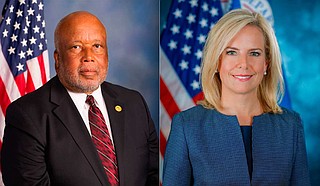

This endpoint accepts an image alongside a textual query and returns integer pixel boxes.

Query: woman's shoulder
[266,107,303,131]
[172,105,220,125]
[175,105,212,117]
[272,107,301,123]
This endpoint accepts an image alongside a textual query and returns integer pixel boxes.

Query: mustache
[78,65,99,72]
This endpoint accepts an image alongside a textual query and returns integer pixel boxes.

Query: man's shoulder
[12,78,53,103]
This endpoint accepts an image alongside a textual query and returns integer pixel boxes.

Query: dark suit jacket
[163,105,310,186]
[1,76,159,186]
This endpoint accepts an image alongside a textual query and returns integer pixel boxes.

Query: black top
[240,126,253,180]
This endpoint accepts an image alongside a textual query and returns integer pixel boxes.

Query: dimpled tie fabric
[86,95,119,186]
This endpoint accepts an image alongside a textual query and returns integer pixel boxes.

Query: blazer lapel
[101,83,126,185]
[49,77,109,186]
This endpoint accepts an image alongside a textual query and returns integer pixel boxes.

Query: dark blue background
[160,0,320,184]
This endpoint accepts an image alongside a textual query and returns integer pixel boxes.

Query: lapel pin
[115,105,122,112]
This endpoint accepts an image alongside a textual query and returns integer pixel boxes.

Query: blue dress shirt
[163,105,310,186]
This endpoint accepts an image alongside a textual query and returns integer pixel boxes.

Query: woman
[163,9,310,185]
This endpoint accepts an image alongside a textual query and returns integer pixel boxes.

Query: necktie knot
[86,95,95,107]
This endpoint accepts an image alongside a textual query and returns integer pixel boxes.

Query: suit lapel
[101,83,126,185]
[49,77,109,186]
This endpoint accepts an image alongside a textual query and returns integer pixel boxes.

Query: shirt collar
[67,86,104,108]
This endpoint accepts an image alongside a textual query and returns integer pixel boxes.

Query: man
[1,11,159,186]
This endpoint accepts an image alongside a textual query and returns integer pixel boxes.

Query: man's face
[54,14,108,94]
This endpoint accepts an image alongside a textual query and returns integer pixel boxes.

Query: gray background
[0,0,160,130]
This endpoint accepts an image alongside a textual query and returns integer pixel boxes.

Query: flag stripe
[192,91,204,104]
[27,56,44,90]
[160,77,180,119]
[26,68,36,93]
[0,46,21,102]
[14,74,26,96]
[159,102,172,141]
[43,51,50,83]
[37,52,48,84]
[0,0,50,183]
[0,78,11,117]
[160,48,194,110]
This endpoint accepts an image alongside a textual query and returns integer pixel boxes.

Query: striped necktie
[86,95,119,186]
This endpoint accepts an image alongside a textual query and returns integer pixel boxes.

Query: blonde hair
[198,9,283,113]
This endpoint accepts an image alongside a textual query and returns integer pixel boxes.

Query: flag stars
[26,17,31,27]
[186,13,196,24]
[181,44,191,55]
[9,5,14,13]
[19,0,26,5]
[13,22,20,30]
[5,17,11,25]
[18,51,26,59]
[173,8,182,19]
[11,34,18,42]
[2,29,8,37]
[8,46,15,55]
[193,65,201,75]
[32,0,37,4]
[38,43,43,50]
[16,63,24,71]
[168,40,177,50]
[36,14,42,21]
[23,26,28,34]
[189,0,198,8]
[38,2,44,10]
[184,29,193,39]
[210,23,215,29]
[197,34,206,44]
[26,48,33,56]
[210,7,219,17]
[27,7,35,16]
[33,25,40,33]
[170,24,180,35]
[21,39,28,47]
[202,2,209,11]
[40,31,45,39]
[29,36,37,44]
[190,80,200,90]
[199,18,208,28]
[179,60,189,70]
[16,9,23,17]
[42,20,46,27]
[195,49,202,60]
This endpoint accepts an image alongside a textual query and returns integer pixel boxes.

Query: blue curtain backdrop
[160,0,320,184]
[0,0,159,131]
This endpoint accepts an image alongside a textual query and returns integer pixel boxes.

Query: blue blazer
[163,105,310,186]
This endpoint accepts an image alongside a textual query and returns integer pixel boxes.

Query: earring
[264,71,267,75]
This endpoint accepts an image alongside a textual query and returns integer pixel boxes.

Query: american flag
[160,0,291,182]
[0,0,50,183]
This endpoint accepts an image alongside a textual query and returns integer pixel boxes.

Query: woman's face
[219,25,268,97]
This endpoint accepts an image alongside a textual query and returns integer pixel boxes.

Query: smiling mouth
[233,75,253,81]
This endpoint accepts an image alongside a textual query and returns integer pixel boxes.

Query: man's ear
[54,50,59,70]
